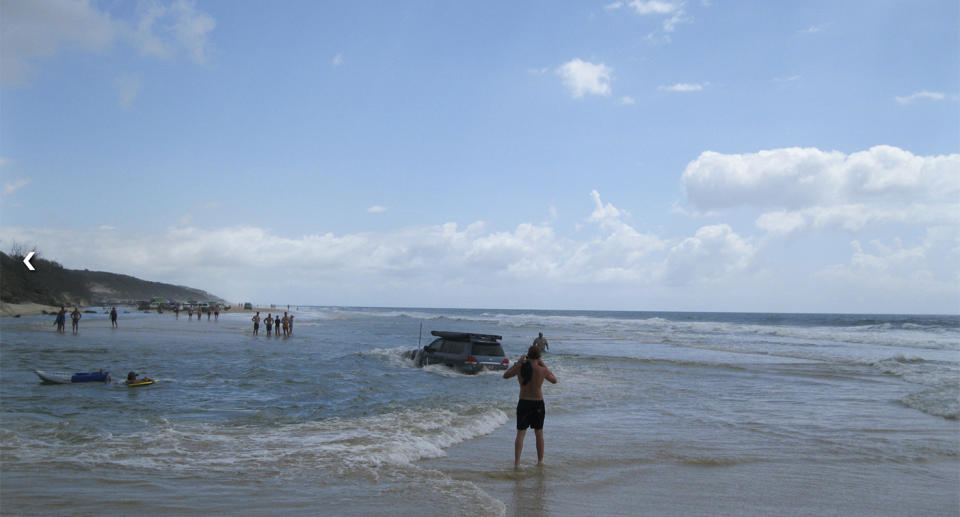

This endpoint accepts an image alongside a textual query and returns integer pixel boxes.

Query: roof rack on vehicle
[430,330,503,342]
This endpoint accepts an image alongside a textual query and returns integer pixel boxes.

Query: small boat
[35,370,110,384]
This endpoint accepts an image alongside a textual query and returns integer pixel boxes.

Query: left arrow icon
[23,251,35,271]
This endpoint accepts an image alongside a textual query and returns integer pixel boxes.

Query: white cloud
[1,0,215,85]
[332,54,343,66]
[894,90,948,105]
[664,224,755,285]
[0,0,116,84]
[658,82,704,92]
[628,0,682,15]
[683,145,960,211]
[772,74,801,83]
[813,229,959,310]
[556,58,612,98]
[683,146,960,244]
[3,178,31,196]
[115,73,141,108]
[755,211,807,235]
[367,205,389,214]
[130,0,216,63]
[604,2,624,10]
[619,95,637,105]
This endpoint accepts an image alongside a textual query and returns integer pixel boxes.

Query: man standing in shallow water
[503,345,557,469]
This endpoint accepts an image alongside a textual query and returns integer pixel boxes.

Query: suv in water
[409,331,510,374]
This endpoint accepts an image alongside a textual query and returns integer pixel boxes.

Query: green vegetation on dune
[0,251,225,306]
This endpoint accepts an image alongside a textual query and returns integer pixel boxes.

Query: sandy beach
[0,302,61,318]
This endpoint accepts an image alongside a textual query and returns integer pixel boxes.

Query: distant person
[533,332,549,352]
[55,307,66,333]
[265,313,273,336]
[71,307,82,334]
[188,307,193,320]
[288,314,294,335]
[214,306,220,321]
[252,312,261,335]
[281,312,290,337]
[126,371,153,385]
[110,307,118,328]
[207,308,211,320]
[274,315,281,337]
[174,306,180,319]
[503,345,557,469]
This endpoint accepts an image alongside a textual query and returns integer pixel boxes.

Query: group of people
[173,305,221,320]
[251,311,294,337]
[54,306,120,333]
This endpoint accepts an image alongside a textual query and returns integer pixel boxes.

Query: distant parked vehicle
[405,331,510,374]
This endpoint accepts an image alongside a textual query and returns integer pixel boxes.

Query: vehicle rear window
[441,340,465,354]
[470,343,504,356]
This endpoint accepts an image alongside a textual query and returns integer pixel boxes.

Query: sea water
[1,308,957,516]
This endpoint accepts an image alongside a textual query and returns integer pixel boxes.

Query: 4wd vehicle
[406,331,510,374]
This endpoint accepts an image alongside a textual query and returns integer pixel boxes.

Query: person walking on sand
[252,312,261,335]
[265,313,273,336]
[533,332,549,352]
[110,307,118,328]
[503,345,557,469]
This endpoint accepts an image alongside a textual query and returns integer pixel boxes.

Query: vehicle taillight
[465,356,478,364]
[501,358,510,365]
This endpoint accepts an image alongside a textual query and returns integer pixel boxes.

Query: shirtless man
[503,345,557,468]
[532,332,549,352]
[71,307,82,334]
[252,312,261,335]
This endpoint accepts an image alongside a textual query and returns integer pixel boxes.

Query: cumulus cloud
[556,58,612,98]
[664,224,755,285]
[813,228,959,309]
[0,191,759,305]
[682,146,960,230]
[1,0,215,85]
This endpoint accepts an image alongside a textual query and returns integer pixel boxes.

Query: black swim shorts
[516,399,545,430]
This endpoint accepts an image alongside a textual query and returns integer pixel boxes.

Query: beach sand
[0,302,61,318]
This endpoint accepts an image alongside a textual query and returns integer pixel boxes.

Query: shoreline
[0,302,294,318]
[0,302,62,318]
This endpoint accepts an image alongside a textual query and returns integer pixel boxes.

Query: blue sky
[1,0,957,313]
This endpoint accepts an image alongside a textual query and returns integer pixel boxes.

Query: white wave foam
[9,405,509,477]
[901,388,960,420]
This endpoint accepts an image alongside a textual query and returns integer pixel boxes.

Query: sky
[1,0,958,314]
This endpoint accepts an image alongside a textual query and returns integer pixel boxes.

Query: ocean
[1,307,957,516]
